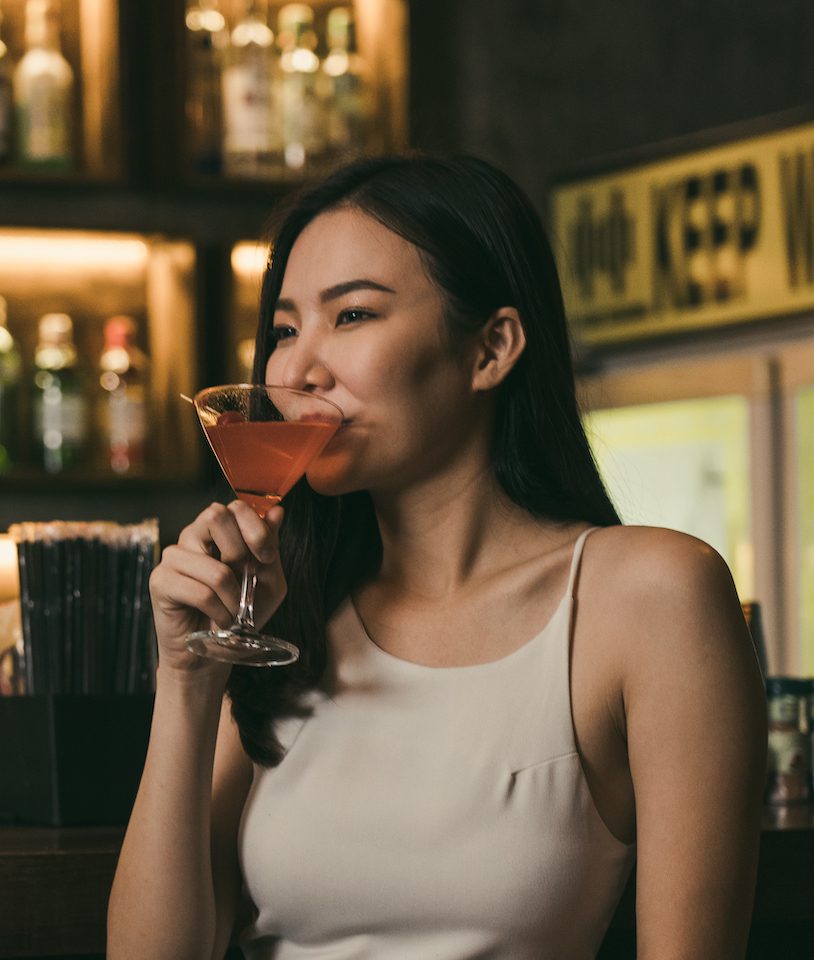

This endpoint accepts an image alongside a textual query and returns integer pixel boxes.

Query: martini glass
[187,384,343,666]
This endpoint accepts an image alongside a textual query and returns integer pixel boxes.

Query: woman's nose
[268,332,334,392]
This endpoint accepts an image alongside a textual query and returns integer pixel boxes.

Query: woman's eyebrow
[320,279,396,302]
[275,279,396,314]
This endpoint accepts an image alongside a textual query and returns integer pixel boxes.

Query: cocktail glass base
[185,626,299,667]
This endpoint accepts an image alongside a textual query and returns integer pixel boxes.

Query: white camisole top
[238,527,635,959]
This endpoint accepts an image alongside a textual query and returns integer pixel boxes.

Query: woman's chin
[305,462,362,498]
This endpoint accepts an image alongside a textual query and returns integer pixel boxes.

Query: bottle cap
[25,0,60,47]
[38,313,74,345]
[326,6,353,48]
[278,2,315,27]
[278,3,316,48]
[104,315,137,348]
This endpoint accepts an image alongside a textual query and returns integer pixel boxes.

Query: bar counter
[0,807,812,958]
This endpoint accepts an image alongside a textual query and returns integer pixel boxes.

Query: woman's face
[265,206,485,497]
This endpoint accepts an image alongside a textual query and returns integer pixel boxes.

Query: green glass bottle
[32,312,88,473]
[277,3,324,172]
[322,6,373,160]
[13,0,74,171]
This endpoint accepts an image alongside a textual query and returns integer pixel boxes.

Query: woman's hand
[149,501,287,677]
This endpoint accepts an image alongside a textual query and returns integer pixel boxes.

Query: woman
[108,155,767,959]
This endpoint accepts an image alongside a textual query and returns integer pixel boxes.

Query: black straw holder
[0,693,153,826]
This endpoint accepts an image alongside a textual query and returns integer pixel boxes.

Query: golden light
[231,242,270,279]
[0,231,149,273]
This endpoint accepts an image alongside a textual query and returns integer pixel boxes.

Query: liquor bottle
[32,313,88,473]
[0,4,12,163]
[13,0,74,170]
[98,315,148,475]
[322,6,373,160]
[185,0,227,175]
[0,296,21,472]
[277,3,324,172]
[221,0,280,178]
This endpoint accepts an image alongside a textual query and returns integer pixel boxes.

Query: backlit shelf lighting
[0,231,149,275]
[231,241,269,281]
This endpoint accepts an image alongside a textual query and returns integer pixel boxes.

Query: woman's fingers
[159,545,242,617]
[152,568,235,630]
[178,502,246,564]
[227,500,283,564]
[177,501,282,568]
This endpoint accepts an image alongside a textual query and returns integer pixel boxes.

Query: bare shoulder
[587,524,731,593]
[580,524,753,670]
[586,524,740,616]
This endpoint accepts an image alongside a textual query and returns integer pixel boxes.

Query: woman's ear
[471,307,527,391]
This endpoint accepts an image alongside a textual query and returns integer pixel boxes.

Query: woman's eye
[337,308,373,326]
[270,325,297,343]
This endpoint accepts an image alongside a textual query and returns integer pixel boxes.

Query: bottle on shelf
[32,312,88,474]
[277,3,324,172]
[0,296,21,472]
[0,3,12,163]
[221,0,281,179]
[98,315,148,476]
[766,677,810,805]
[185,0,228,175]
[322,6,373,161]
[12,0,75,171]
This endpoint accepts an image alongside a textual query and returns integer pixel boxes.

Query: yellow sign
[551,120,814,343]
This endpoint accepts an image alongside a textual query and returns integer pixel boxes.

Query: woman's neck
[370,460,546,601]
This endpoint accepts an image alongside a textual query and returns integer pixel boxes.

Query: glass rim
[193,383,344,418]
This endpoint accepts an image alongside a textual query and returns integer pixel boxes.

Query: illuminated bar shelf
[0,229,200,483]
[0,0,123,183]
[179,0,408,185]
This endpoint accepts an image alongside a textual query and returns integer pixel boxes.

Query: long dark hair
[227,154,620,765]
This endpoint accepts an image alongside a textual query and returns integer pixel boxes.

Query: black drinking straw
[127,543,142,693]
[72,537,85,694]
[116,541,135,694]
[81,534,95,692]
[16,538,34,695]
[109,539,121,693]
[31,537,47,694]
[129,541,153,693]
[62,538,75,694]
[75,537,84,694]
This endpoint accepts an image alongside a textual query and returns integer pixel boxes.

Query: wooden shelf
[0,180,290,243]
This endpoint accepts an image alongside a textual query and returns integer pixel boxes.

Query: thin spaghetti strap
[565,527,600,598]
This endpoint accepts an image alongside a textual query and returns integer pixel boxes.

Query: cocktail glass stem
[235,559,258,630]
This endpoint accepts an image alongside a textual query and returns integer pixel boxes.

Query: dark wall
[411,0,814,213]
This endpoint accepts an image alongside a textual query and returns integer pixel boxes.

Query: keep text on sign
[552,121,814,343]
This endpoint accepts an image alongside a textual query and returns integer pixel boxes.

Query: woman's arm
[108,501,286,960]
[617,531,767,959]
